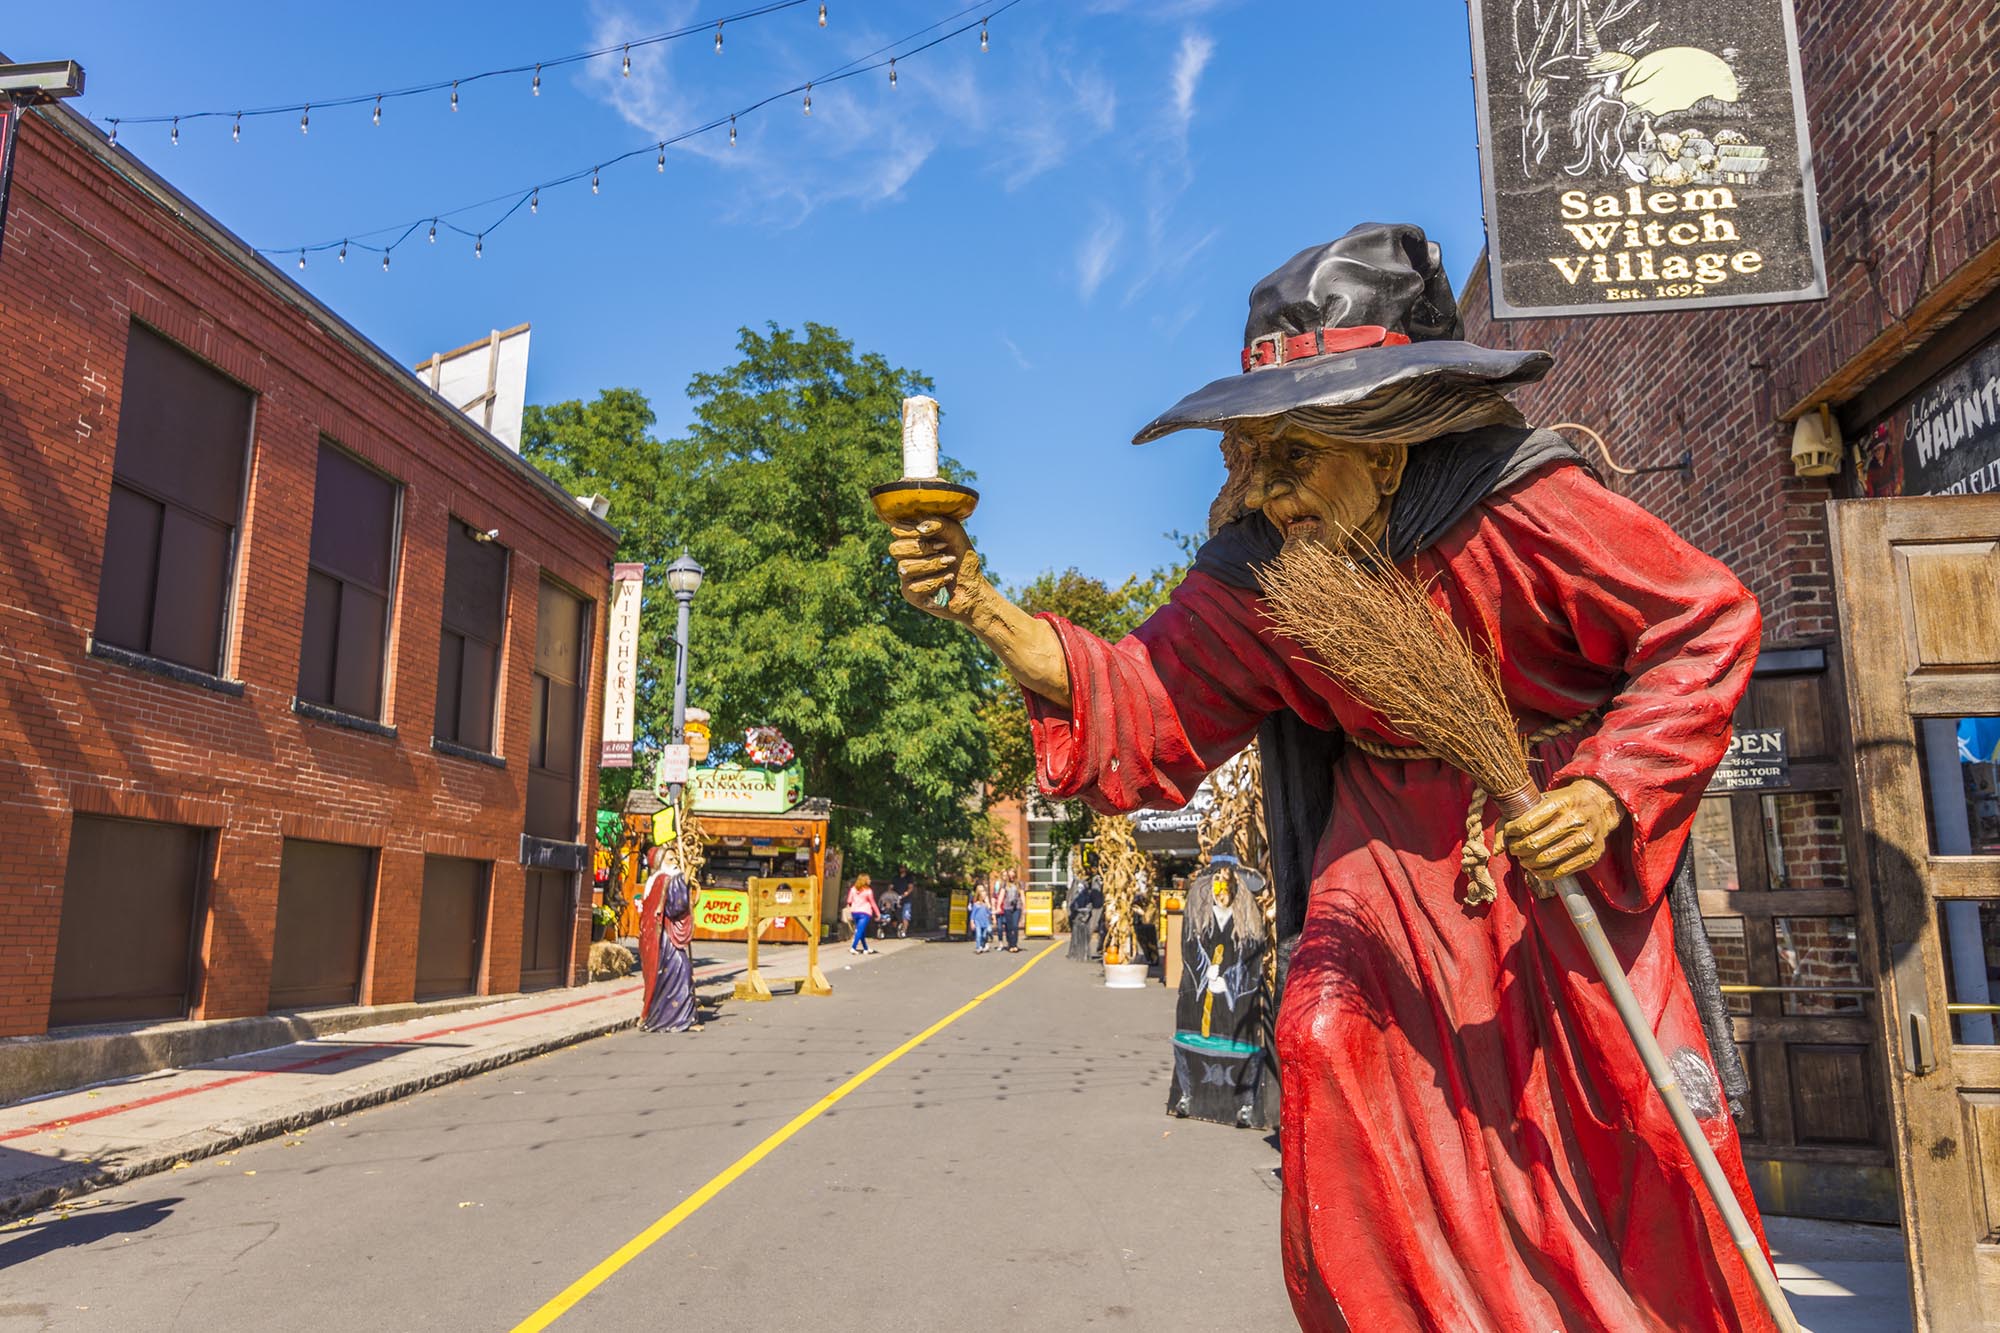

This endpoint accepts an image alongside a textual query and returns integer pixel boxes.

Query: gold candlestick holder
[868,477,979,525]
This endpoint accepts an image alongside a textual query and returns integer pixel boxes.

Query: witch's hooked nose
[1245,455,1289,510]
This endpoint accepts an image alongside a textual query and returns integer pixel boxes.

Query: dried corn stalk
[1090,812,1145,965]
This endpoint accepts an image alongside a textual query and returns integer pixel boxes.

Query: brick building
[0,98,617,1041]
[1459,0,1999,1231]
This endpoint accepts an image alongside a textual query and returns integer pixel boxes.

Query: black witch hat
[1132,223,1551,444]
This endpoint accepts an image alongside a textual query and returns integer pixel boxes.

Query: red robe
[1026,463,1773,1332]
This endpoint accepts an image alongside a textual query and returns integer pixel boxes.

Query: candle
[901,396,940,480]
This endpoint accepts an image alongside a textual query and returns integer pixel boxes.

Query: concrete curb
[0,963,749,1222]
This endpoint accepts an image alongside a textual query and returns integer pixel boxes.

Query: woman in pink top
[846,874,879,955]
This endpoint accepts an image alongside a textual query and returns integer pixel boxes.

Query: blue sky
[13,1,1491,589]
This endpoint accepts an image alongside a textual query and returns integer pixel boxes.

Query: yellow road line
[511,939,1065,1331]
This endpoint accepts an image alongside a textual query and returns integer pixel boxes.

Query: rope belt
[1346,709,1602,906]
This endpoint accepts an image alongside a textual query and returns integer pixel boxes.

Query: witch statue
[1168,840,1274,1130]
[638,844,696,1033]
[887,223,1773,1331]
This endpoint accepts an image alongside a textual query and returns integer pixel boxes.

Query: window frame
[432,520,511,756]
[296,438,405,723]
[93,321,257,679]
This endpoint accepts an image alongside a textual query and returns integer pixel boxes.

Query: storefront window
[1939,901,2000,1045]
[1773,916,1864,1016]
[1918,718,2000,855]
[1689,797,1739,893]
[1759,791,1849,889]
[1702,915,1751,1017]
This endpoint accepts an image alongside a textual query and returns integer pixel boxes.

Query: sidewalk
[0,937,895,1221]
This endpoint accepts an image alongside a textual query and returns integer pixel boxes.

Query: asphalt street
[0,940,1292,1331]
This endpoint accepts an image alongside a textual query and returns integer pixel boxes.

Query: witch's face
[1232,417,1407,547]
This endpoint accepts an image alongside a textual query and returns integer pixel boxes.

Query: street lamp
[665,550,704,804]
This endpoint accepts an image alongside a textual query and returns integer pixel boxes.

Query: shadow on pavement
[0,1196,181,1270]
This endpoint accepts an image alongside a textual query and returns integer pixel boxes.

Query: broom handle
[1492,789,1801,1333]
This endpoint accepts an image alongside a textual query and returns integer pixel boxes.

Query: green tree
[523,324,995,875]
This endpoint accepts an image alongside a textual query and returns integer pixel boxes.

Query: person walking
[996,872,1025,953]
[846,874,879,955]
[969,885,994,953]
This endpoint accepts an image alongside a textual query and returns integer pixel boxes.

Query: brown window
[269,840,376,1010]
[298,443,401,719]
[434,523,509,751]
[52,815,208,1026]
[94,323,253,675]
[526,578,590,841]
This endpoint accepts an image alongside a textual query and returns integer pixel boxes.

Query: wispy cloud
[1169,31,1214,137]
[999,333,1034,370]
[1077,211,1125,300]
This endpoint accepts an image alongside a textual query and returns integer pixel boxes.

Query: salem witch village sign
[1467,0,1827,317]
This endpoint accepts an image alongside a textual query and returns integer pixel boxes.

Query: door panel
[416,857,487,1001]
[269,840,374,1009]
[51,816,205,1026]
[1829,493,2000,1329]
[519,870,571,992]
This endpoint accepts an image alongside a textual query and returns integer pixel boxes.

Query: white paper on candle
[901,396,940,479]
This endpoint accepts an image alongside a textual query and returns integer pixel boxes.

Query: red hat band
[1241,324,1412,374]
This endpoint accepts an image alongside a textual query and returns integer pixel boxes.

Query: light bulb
[301,105,310,135]
[170,118,179,147]
[382,252,391,273]
[232,114,241,143]
[428,220,437,244]
[592,168,600,194]
[657,144,666,172]
[451,82,460,112]
[297,250,306,270]
[980,21,989,52]
[729,114,737,147]
[803,85,812,116]
[530,189,539,214]
[108,121,119,148]
[889,59,897,88]
[339,241,348,264]
[474,235,483,259]
[533,65,542,96]
[622,46,631,77]
[715,21,723,53]
[819,3,828,26]
[372,96,382,127]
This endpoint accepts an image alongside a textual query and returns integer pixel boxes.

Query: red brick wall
[0,111,617,1036]
[1461,0,2000,646]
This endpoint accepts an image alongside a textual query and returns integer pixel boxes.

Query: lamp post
[664,550,705,806]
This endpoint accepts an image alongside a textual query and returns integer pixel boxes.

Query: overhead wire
[94,0,820,136]
[266,2,1023,266]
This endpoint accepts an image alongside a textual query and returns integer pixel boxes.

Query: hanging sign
[600,563,643,767]
[1707,727,1789,792]
[657,743,692,787]
[1863,334,2000,498]
[1467,0,1826,318]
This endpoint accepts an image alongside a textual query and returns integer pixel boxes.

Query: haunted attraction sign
[1468,0,1827,318]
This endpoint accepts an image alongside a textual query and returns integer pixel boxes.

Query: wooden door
[519,869,571,992]
[1691,657,1895,1223]
[51,816,207,1026]
[1829,494,2000,1328]
[269,840,375,1010]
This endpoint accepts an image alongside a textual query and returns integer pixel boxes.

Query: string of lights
[97,0,824,146]
[267,1,1023,272]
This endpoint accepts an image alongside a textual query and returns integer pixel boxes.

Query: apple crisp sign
[1467,0,1826,317]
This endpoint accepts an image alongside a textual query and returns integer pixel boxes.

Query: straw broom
[1259,537,1800,1333]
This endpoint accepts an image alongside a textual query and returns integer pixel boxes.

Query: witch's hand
[889,518,990,624]
[1501,779,1624,895]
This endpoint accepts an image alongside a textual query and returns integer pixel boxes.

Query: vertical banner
[600,562,643,767]
[0,106,18,262]
[1467,0,1826,318]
